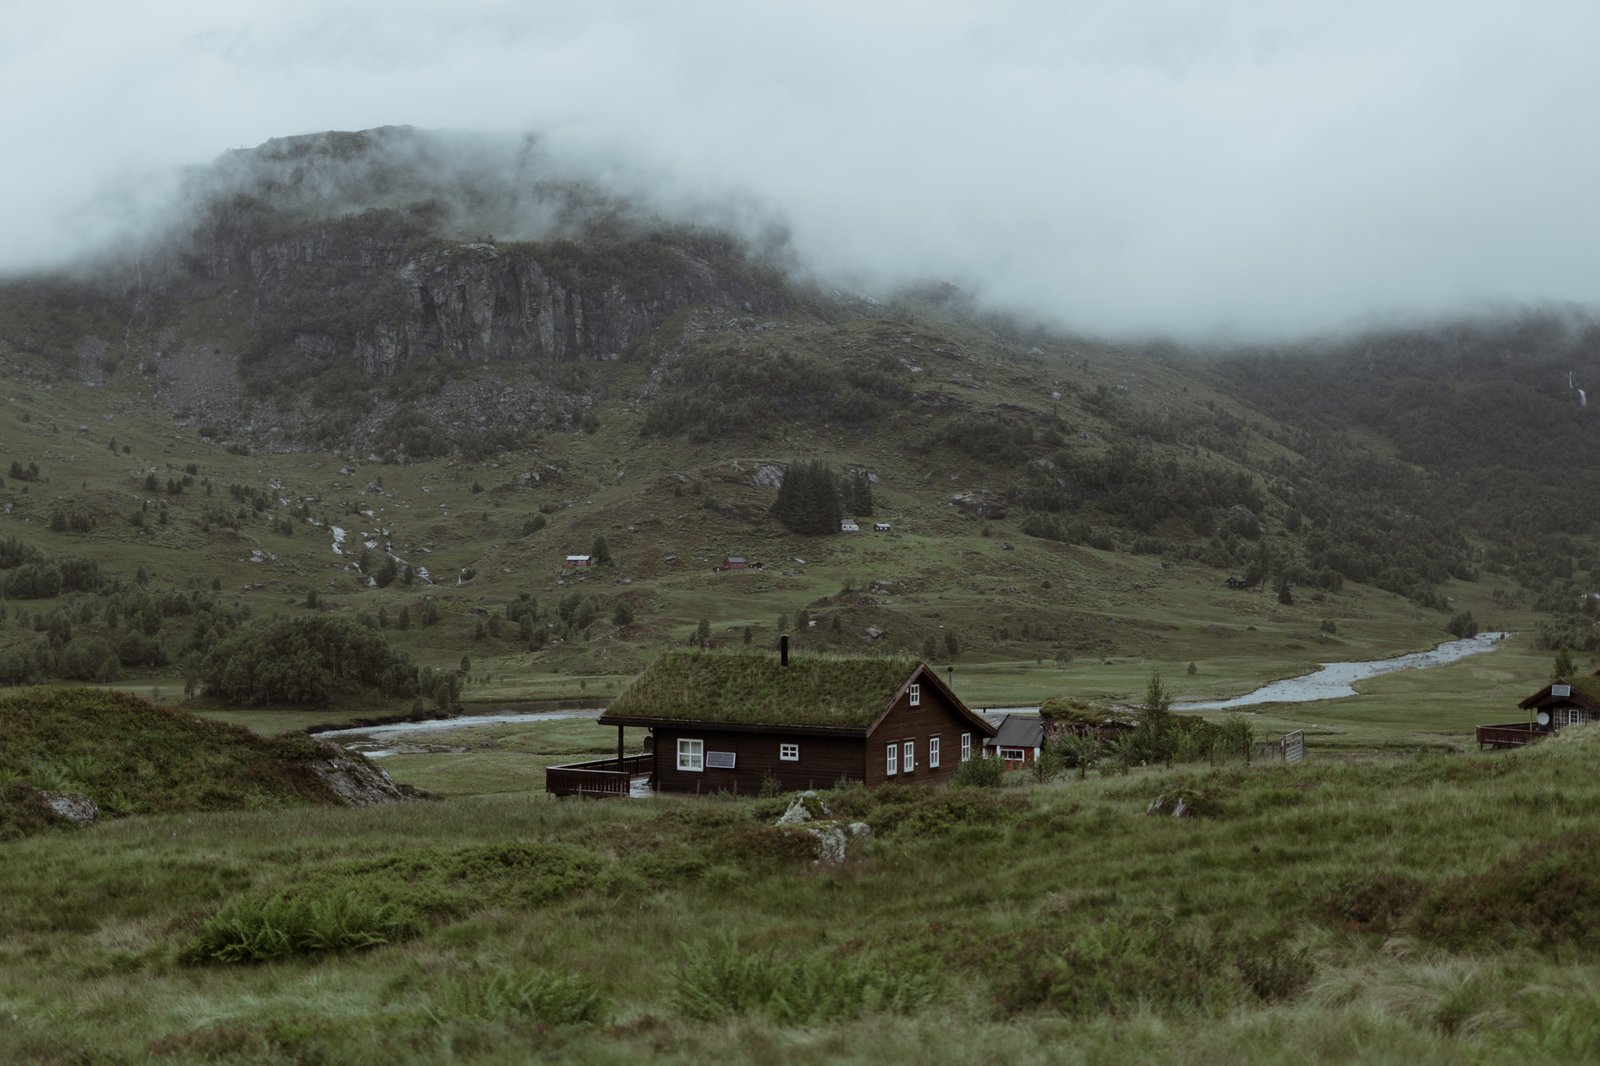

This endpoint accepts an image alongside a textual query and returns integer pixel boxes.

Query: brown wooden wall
[651,727,866,795]
[864,681,985,788]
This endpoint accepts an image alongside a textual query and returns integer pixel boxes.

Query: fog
[5,0,1598,339]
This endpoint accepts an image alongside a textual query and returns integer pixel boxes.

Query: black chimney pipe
[780,634,789,667]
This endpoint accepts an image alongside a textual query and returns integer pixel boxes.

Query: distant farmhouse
[840,519,860,533]
[563,554,591,568]
[873,522,892,532]
[988,714,1045,766]
[581,645,997,795]
[1477,674,1600,749]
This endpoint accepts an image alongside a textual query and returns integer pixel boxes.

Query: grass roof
[603,651,920,729]
[1520,675,1600,709]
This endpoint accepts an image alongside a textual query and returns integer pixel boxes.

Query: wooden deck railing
[545,753,652,797]
[1475,723,1545,750]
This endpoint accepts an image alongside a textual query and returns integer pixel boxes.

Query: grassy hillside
[0,687,359,839]
[5,722,1600,1061]
[0,303,1552,729]
[0,128,1592,728]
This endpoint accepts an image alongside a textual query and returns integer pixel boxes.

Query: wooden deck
[545,753,652,797]
[1475,722,1546,750]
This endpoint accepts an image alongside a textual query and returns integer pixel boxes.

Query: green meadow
[6,676,1600,1062]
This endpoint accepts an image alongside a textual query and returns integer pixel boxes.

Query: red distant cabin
[590,647,997,795]
[715,556,748,571]
[1477,675,1600,749]
[988,714,1045,766]
[563,554,592,568]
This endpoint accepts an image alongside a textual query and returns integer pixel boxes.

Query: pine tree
[771,460,843,535]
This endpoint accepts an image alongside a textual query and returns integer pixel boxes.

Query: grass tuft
[672,938,939,1023]
[431,966,608,1027]
[182,890,418,964]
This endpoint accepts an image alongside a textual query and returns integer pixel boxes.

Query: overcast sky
[5,0,1598,338]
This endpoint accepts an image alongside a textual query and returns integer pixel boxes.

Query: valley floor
[6,721,1600,1064]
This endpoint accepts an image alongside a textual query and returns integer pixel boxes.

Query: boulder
[39,791,98,826]
[773,791,871,865]
[1146,787,1221,819]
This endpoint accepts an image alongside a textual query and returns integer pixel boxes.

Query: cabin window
[960,733,972,762]
[909,683,921,707]
[903,740,916,772]
[929,735,941,768]
[886,743,898,776]
[999,747,1027,762]
[779,742,799,762]
[677,738,704,772]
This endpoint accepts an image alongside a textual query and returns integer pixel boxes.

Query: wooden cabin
[1476,675,1600,749]
[988,714,1045,766]
[563,554,592,568]
[589,645,997,795]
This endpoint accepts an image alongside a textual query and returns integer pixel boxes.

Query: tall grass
[8,732,1600,1061]
[672,938,940,1023]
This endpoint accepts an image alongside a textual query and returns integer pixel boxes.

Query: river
[314,631,1510,755]
[315,707,603,757]
[1173,631,1509,711]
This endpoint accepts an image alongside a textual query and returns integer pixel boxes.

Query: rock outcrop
[306,740,426,806]
[775,791,871,866]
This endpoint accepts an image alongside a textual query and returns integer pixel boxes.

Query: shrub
[996,918,1230,1017]
[1234,937,1316,1002]
[1314,872,1425,934]
[952,755,1004,788]
[828,781,1024,835]
[1411,832,1600,952]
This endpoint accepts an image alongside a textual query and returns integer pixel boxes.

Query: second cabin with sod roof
[599,642,997,794]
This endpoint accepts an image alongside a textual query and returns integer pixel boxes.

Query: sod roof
[601,651,921,730]
[1521,675,1600,710]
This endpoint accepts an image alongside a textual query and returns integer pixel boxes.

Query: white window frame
[779,742,799,762]
[929,735,941,768]
[999,747,1027,762]
[677,738,704,772]
[886,742,898,776]
[909,683,921,707]
[903,739,916,773]
[961,732,972,762]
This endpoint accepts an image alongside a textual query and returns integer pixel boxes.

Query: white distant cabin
[873,522,892,532]
[563,554,592,568]
[840,519,860,533]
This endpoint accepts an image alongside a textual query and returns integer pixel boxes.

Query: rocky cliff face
[165,128,794,379]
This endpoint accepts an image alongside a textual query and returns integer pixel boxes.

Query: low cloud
[5,0,1598,339]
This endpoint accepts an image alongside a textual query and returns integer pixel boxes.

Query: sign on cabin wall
[706,751,737,769]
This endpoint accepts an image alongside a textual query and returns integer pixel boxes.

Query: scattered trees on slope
[771,460,844,535]
[203,616,419,707]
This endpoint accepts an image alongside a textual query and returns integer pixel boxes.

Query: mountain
[0,127,1595,704]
